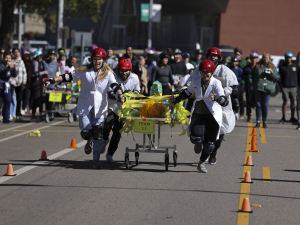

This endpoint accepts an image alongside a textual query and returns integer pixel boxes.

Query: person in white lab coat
[171,60,229,173]
[43,48,125,169]
[184,47,238,165]
[102,59,140,163]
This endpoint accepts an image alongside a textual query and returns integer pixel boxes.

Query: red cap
[118,59,132,70]
[91,48,106,60]
[206,47,222,59]
[199,59,215,72]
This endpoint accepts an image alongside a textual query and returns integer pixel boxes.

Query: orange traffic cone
[239,198,253,213]
[4,164,16,176]
[250,128,258,136]
[242,171,253,183]
[250,142,259,152]
[249,136,258,145]
[244,156,254,166]
[68,139,78,148]
[39,150,49,161]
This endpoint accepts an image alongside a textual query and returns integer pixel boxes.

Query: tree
[0,0,106,50]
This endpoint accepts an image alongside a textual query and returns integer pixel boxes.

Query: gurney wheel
[135,152,139,165]
[165,154,169,171]
[125,154,129,170]
[173,152,177,167]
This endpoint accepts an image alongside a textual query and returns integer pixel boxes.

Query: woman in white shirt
[43,48,124,169]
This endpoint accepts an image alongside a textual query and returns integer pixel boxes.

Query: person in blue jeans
[249,53,280,128]
[0,52,17,124]
[43,48,124,169]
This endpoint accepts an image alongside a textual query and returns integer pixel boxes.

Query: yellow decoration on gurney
[140,100,168,118]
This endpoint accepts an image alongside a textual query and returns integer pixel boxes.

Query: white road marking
[0,123,33,133]
[275,109,290,113]
[0,121,65,143]
[0,141,86,184]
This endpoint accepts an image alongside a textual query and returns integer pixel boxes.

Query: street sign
[141,4,162,23]
[141,4,149,22]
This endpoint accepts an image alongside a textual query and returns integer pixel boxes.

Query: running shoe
[235,113,239,120]
[289,118,298,123]
[84,138,93,155]
[247,116,251,122]
[263,123,267,128]
[256,122,260,127]
[279,117,286,122]
[194,143,202,154]
[106,154,114,163]
[197,162,207,173]
[296,125,300,130]
[101,138,109,154]
[239,115,245,120]
[208,153,217,164]
[93,160,102,169]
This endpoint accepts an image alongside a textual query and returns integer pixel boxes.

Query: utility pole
[56,0,64,49]
[18,6,22,49]
[147,0,153,48]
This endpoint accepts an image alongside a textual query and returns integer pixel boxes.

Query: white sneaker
[101,139,109,154]
[235,113,239,120]
[106,154,114,163]
[10,115,13,120]
[21,110,25,115]
[0,116,3,121]
[197,162,208,173]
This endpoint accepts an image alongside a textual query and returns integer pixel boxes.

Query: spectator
[21,52,31,114]
[58,53,67,75]
[243,52,259,122]
[164,48,174,64]
[0,52,17,124]
[231,57,244,119]
[190,49,203,68]
[42,45,48,60]
[11,48,27,117]
[152,52,174,95]
[21,40,29,56]
[169,48,188,92]
[234,47,247,69]
[145,49,157,91]
[123,46,141,76]
[106,47,118,70]
[182,52,195,74]
[0,48,5,61]
[249,53,280,128]
[139,56,148,95]
[279,52,298,123]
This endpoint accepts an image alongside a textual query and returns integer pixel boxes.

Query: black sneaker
[84,138,93,154]
[256,122,260,127]
[296,125,300,130]
[289,118,297,123]
[263,123,267,128]
[279,117,286,122]
[194,144,202,154]
[247,116,251,122]
[93,160,102,169]
[208,154,217,164]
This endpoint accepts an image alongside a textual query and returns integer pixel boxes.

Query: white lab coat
[186,65,238,134]
[108,71,140,115]
[186,76,225,139]
[71,68,117,118]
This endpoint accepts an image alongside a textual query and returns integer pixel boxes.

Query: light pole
[56,0,64,49]
[147,0,153,48]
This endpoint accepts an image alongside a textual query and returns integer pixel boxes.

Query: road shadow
[283,169,300,172]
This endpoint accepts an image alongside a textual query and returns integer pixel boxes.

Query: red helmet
[199,60,215,72]
[91,48,106,60]
[206,47,222,59]
[118,59,132,70]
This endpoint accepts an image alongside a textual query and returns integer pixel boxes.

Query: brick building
[219,0,300,56]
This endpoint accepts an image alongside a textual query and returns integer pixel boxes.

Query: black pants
[15,84,24,115]
[190,113,219,162]
[245,89,255,117]
[162,85,171,95]
[102,112,124,156]
[30,80,41,114]
[22,86,31,110]
[211,133,225,156]
[238,84,245,116]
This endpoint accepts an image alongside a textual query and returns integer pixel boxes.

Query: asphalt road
[0,95,299,225]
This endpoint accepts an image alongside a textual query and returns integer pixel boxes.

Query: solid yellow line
[259,123,267,144]
[262,167,271,182]
[237,122,253,225]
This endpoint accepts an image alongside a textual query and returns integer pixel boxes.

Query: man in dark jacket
[190,49,203,68]
[243,52,259,121]
[123,46,142,76]
[234,47,247,69]
[169,48,188,92]
[279,52,298,122]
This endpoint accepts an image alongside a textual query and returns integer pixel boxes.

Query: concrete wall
[219,0,300,57]
[24,13,46,34]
